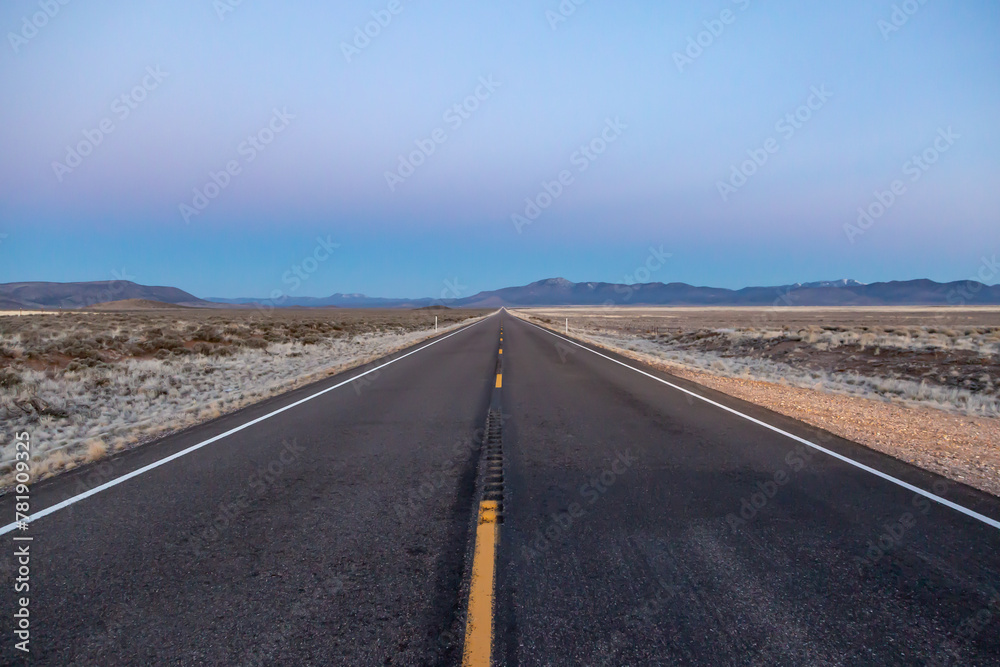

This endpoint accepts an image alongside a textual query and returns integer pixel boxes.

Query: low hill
[0,281,215,310]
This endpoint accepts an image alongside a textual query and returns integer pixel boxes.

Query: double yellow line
[462,323,504,666]
[462,500,500,665]
[497,326,503,385]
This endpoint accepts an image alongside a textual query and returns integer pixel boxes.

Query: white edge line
[518,314,1000,531]
[0,315,494,536]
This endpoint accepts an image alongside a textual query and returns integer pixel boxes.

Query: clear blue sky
[1,0,998,298]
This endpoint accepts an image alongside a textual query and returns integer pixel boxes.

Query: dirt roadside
[514,311,1000,497]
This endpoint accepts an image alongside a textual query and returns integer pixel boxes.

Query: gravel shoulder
[513,309,1000,497]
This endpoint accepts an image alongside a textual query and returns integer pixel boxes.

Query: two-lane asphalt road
[3,310,999,665]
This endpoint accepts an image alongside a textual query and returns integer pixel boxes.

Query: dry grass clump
[520,308,1000,419]
[517,307,1000,494]
[85,438,108,462]
[0,308,488,489]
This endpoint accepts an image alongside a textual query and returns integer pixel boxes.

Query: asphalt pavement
[2,310,999,665]
[497,313,1000,666]
[1,316,500,666]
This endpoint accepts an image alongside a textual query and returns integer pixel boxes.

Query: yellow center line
[495,374,502,388]
[462,501,499,667]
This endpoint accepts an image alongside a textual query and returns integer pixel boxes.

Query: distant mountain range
[2,277,998,310]
[430,277,1000,308]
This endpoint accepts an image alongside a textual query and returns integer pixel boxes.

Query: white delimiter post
[435,316,438,332]
[565,318,568,334]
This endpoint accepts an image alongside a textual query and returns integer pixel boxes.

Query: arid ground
[515,307,1000,496]
[0,307,489,488]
